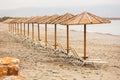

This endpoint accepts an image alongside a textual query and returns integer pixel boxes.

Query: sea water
[32,20,120,36]
[57,20,120,36]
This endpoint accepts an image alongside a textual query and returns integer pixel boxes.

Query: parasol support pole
[23,23,25,37]
[17,23,19,35]
[66,25,70,54]
[20,23,22,35]
[13,23,14,34]
[54,24,57,49]
[12,24,13,33]
[28,23,29,37]
[15,23,16,34]
[11,23,13,33]
[45,24,47,46]
[38,23,41,41]
[83,24,88,60]
[8,24,10,32]
[32,23,34,41]
[10,24,12,33]
[9,24,10,32]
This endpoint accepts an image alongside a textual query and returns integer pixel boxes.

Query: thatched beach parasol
[3,19,14,32]
[28,16,41,41]
[49,13,74,49]
[37,15,59,46]
[23,17,34,38]
[61,12,111,59]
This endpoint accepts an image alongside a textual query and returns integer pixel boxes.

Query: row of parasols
[4,12,111,60]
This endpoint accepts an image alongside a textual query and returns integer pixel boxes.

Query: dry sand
[0,22,120,80]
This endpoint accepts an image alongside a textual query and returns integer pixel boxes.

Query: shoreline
[70,29,120,36]
[49,27,120,37]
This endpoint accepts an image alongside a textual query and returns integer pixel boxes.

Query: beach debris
[0,66,7,76]
[0,57,25,79]
[0,57,20,76]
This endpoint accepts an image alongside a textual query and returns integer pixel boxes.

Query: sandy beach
[0,22,120,80]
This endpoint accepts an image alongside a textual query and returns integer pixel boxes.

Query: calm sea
[33,20,120,36]
[57,20,120,36]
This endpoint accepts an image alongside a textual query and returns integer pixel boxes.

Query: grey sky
[0,0,120,17]
[0,0,120,9]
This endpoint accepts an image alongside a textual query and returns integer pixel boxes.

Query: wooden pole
[9,24,10,32]
[10,23,12,32]
[13,23,14,34]
[11,23,13,33]
[12,23,14,34]
[17,23,19,34]
[45,24,47,46]
[20,23,22,35]
[38,23,40,41]
[8,24,10,32]
[17,23,19,35]
[10,24,12,33]
[66,25,69,53]
[14,23,16,34]
[15,23,16,34]
[11,24,12,33]
[84,24,87,60]
[8,24,9,32]
[19,23,21,35]
[54,24,57,49]
[27,23,29,37]
[32,23,34,41]
[24,23,25,37]
[9,24,11,32]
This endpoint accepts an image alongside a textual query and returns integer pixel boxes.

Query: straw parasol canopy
[8,18,20,24]
[61,12,110,25]
[15,18,22,23]
[50,13,74,24]
[3,19,14,24]
[36,16,49,24]
[23,17,35,23]
[20,18,28,23]
[28,16,41,23]
[3,19,15,32]
[61,12,111,59]
[38,15,59,24]
[6,18,20,33]
[13,18,23,23]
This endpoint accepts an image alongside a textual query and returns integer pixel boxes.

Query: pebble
[74,69,78,71]
[73,78,77,80]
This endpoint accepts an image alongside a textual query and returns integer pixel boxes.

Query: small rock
[83,76,86,78]
[96,72,99,75]
[73,78,77,80]
[59,64,63,67]
[47,69,52,72]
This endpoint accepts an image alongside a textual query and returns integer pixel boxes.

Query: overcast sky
[0,0,119,9]
[0,0,120,17]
